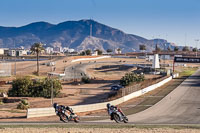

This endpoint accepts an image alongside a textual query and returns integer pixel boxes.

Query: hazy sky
[0,0,200,48]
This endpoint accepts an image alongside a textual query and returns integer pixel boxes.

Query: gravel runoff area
[0,127,200,133]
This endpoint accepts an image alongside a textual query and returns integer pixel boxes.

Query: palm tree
[167,46,171,51]
[139,44,146,58]
[139,45,146,51]
[192,47,198,52]
[155,44,161,52]
[182,46,189,51]
[174,46,179,52]
[31,42,44,75]
[106,49,113,53]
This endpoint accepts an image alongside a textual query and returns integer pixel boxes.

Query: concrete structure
[8,49,27,56]
[45,47,54,54]
[160,55,171,60]
[0,49,4,55]
[152,54,160,69]
[92,51,98,56]
[63,47,75,53]
[115,48,122,54]
[71,56,111,63]
[0,63,11,77]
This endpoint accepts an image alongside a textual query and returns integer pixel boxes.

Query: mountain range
[0,19,176,52]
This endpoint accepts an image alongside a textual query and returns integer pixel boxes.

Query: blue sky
[0,0,200,48]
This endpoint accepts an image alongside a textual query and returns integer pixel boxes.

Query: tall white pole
[195,39,199,57]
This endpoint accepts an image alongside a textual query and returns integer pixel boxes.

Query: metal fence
[118,76,169,97]
[0,62,11,77]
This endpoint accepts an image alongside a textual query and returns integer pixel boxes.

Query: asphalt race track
[126,69,200,124]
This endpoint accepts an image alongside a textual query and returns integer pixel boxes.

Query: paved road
[126,69,200,124]
[63,61,133,80]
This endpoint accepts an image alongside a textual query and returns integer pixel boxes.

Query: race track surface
[127,69,200,124]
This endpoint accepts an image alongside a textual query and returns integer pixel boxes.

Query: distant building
[63,47,75,53]
[115,48,122,54]
[92,51,98,56]
[45,47,54,54]
[54,46,62,53]
[68,48,75,53]
[8,48,27,56]
[0,48,4,55]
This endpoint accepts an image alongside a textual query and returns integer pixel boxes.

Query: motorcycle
[53,103,80,123]
[107,104,128,123]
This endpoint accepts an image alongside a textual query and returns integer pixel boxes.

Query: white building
[45,47,54,54]
[8,49,27,56]
[92,51,98,56]
[68,48,75,53]
[54,46,62,53]
[115,48,122,54]
[0,49,4,55]
[63,47,75,53]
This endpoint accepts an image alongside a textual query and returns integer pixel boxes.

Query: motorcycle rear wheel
[113,114,120,123]
[60,114,69,123]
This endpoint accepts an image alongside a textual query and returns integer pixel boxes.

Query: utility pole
[195,39,199,57]
[164,44,166,69]
[14,40,16,75]
[50,51,53,105]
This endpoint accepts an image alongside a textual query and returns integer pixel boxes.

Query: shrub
[17,99,30,110]
[8,77,62,98]
[41,78,62,98]
[8,77,33,97]
[120,73,145,87]
[81,76,90,83]
[0,99,3,105]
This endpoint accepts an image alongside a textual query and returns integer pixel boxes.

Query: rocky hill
[0,19,175,52]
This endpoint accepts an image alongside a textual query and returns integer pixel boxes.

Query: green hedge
[8,77,62,98]
[120,73,145,87]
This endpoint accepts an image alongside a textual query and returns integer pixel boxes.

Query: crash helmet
[65,106,70,110]
[107,103,111,108]
[53,103,58,108]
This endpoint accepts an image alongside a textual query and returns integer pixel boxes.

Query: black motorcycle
[107,104,128,123]
[53,103,80,123]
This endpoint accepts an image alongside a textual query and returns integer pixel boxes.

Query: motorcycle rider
[53,103,80,123]
[107,103,118,120]
[53,103,73,117]
[65,106,75,115]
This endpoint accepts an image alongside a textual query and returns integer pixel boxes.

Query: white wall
[71,56,111,63]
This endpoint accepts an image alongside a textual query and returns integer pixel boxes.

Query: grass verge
[0,109,25,113]
[1,124,200,129]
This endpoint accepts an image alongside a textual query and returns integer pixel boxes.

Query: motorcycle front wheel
[113,113,120,123]
[74,116,80,123]
[123,116,128,123]
[60,114,69,123]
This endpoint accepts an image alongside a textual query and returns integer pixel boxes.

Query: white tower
[152,54,160,69]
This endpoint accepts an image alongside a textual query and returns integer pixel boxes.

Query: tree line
[139,44,198,52]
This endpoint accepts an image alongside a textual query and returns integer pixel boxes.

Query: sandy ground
[0,127,199,133]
